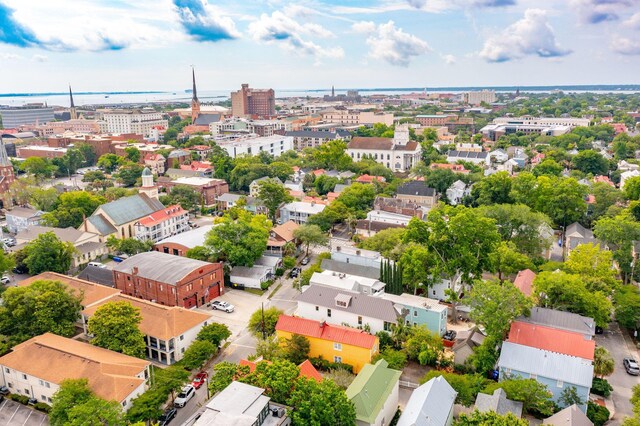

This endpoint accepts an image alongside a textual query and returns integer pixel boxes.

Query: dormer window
[335,294,352,308]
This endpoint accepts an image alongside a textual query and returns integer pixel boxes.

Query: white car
[211,300,235,313]
[0,276,9,285]
[174,385,196,408]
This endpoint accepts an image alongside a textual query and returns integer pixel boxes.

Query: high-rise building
[464,90,496,106]
[231,84,275,118]
[103,109,168,136]
[0,105,54,129]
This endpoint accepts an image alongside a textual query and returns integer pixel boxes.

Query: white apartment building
[133,204,190,243]
[217,134,294,158]
[209,118,291,136]
[321,109,394,126]
[103,109,168,136]
[279,201,326,224]
[465,90,496,106]
[492,116,591,127]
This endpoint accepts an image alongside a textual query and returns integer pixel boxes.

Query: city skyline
[1,0,639,93]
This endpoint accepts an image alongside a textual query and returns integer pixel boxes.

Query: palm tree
[282,241,296,257]
[594,346,615,378]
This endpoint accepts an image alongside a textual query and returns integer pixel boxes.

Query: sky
[0,0,639,93]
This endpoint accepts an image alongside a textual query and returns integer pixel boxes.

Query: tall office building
[231,84,275,118]
[0,105,54,129]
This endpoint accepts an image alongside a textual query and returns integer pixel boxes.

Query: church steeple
[191,67,200,122]
[68,84,77,120]
[331,85,335,97]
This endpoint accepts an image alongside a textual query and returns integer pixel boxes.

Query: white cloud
[623,12,640,30]
[570,0,634,24]
[443,54,456,64]
[1,53,23,60]
[479,9,571,62]
[31,54,47,62]
[611,36,640,55]
[352,20,430,66]
[248,10,343,59]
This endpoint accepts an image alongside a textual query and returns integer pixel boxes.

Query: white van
[87,262,106,269]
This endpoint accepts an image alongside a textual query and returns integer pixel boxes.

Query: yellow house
[275,314,379,373]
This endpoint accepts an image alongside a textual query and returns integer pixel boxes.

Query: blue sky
[0,0,639,93]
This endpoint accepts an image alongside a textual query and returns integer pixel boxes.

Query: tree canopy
[87,301,147,358]
[205,211,270,266]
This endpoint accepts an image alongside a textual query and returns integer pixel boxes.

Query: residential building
[332,245,383,268]
[309,271,385,296]
[180,161,212,177]
[356,219,406,237]
[133,204,189,243]
[565,222,599,255]
[231,84,276,118]
[543,405,594,426]
[266,220,299,257]
[445,150,488,165]
[380,293,448,336]
[364,210,413,228]
[217,135,294,158]
[507,321,596,360]
[452,327,486,365]
[517,307,596,340]
[497,342,593,412]
[465,90,496,106]
[103,109,168,136]
[446,180,470,205]
[143,153,165,175]
[475,388,523,418]
[373,197,426,219]
[279,201,326,224]
[17,145,67,159]
[321,109,394,126]
[487,148,509,164]
[5,207,43,234]
[275,314,379,373]
[250,176,283,198]
[158,176,229,206]
[216,193,246,211]
[513,269,536,297]
[430,163,470,174]
[113,251,224,308]
[415,114,457,126]
[397,376,457,426]
[455,142,483,152]
[154,224,214,257]
[285,130,343,150]
[0,333,150,410]
[229,265,272,290]
[396,181,438,209]
[346,359,401,426]
[320,258,380,281]
[620,169,640,189]
[193,381,286,426]
[0,106,54,128]
[0,139,15,201]
[346,124,421,172]
[82,294,213,365]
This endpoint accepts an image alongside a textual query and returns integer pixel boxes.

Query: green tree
[573,149,609,175]
[544,177,588,230]
[336,183,377,218]
[50,379,125,426]
[472,171,513,205]
[614,285,640,330]
[20,157,56,181]
[359,228,405,260]
[306,139,352,170]
[533,159,563,177]
[241,359,300,404]
[41,190,106,228]
[424,168,457,194]
[399,243,435,295]
[115,161,144,187]
[564,243,619,293]
[185,245,212,261]
[206,213,270,266]
[404,325,444,366]
[209,362,251,394]
[489,241,534,281]
[468,280,531,340]
[287,378,356,426]
[293,224,328,257]
[50,378,94,426]
[257,179,293,221]
[593,347,615,378]
[82,170,107,183]
[420,371,488,406]
[124,146,141,163]
[159,185,202,212]
[87,301,147,358]
[0,250,15,276]
[97,153,123,173]
[283,334,310,365]
[256,336,285,360]
[75,143,97,166]
[454,410,528,426]
[154,365,190,403]
[484,377,554,416]
[372,348,408,370]
[558,386,585,408]
[625,176,640,200]
[197,323,231,347]
[109,237,153,256]
[589,401,612,426]
[29,187,59,211]
[590,183,623,221]
[21,232,76,274]
[181,340,217,370]
[594,214,640,283]
[248,306,284,338]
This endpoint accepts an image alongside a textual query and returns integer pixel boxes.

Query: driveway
[595,322,638,424]
[0,399,48,426]
[196,288,264,339]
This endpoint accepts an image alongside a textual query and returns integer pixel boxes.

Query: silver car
[174,385,196,408]
[211,300,235,313]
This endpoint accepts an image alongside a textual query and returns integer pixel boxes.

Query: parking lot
[194,288,265,338]
[0,399,48,426]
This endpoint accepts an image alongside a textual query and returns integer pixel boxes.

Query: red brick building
[112,251,223,308]
[157,176,229,207]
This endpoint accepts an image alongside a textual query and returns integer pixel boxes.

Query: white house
[133,204,190,243]
[446,180,470,205]
[309,270,385,296]
[5,207,44,234]
[331,245,384,268]
[621,170,640,189]
[230,265,271,289]
[397,376,457,426]
[487,149,509,164]
[279,201,326,224]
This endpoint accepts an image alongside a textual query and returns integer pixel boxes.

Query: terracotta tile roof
[270,220,299,242]
[275,315,377,349]
[0,333,149,403]
[240,359,322,382]
[19,272,120,308]
[395,141,419,151]
[82,294,212,341]
[356,174,386,183]
[507,321,595,360]
[136,204,188,227]
[347,137,393,150]
[513,269,536,297]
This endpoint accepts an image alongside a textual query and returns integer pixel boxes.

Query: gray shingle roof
[446,150,488,159]
[193,113,221,126]
[298,285,398,322]
[397,376,457,426]
[77,265,115,288]
[498,342,594,388]
[475,389,523,418]
[396,181,436,197]
[99,194,165,226]
[113,251,214,285]
[87,214,117,235]
[543,405,593,426]
[518,307,595,336]
[320,259,380,280]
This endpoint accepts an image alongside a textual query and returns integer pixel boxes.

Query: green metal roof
[346,359,402,424]
[98,194,164,226]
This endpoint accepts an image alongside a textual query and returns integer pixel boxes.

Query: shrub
[283,257,296,270]
[372,349,407,370]
[9,394,30,405]
[591,377,613,397]
[34,402,51,413]
[275,268,284,277]
[587,401,610,426]
[260,280,273,290]
[310,356,353,373]
[454,363,470,374]
[421,371,488,407]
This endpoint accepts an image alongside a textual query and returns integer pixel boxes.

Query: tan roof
[347,137,393,150]
[269,220,299,243]
[83,294,212,340]
[0,333,149,403]
[19,272,120,308]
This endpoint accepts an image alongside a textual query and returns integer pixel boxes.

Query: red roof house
[513,269,536,297]
[507,321,595,360]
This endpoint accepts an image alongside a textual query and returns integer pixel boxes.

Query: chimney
[132,266,139,276]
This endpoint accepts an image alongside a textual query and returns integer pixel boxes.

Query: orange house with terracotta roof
[275,315,379,373]
[507,321,595,361]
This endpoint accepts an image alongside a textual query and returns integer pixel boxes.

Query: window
[556,380,563,388]
[47,397,52,403]
[315,306,319,311]
[46,382,50,388]
[358,316,362,326]
[41,395,46,401]
[22,374,27,380]
[413,310,418,317]
[7,383,11,388]
[327,309,332,317]
[334,356,342,363]
[384,322,392,332]
[39,380,44,386]
[4,368,8,373]
[122,401,126,407]
[180,335,184,341]
[334,342,342,351]
[24,389,29,395]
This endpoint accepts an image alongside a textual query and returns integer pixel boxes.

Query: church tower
[138,167,158,200]
[69,85,77,120]
[331,85,335,97]
[191,68,200,123]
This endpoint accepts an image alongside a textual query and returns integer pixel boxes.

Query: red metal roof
[275,315,377,349]
[507,321,595,360]
[513,269,536,297]
[137,204,187,227]
[240,358,322,382]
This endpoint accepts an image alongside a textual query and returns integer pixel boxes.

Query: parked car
[624,357,640,376]
[301,257,310,265]
[12,265,27,274]
[289,267,301,278]
[211,300,235,313]
[1,276,10,285]
[0,386,10,395]
[174,385,196,408]
[158,407,177,425]
[2,238,15,247]
[443,330,457,341]
[87,262,106,269]
[192,372,208,389]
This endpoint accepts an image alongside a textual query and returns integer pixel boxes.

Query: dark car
[0,386,9,395]
[289,267,301,278]
[443,330,457,341]
[624,357,640,376]
[158,407,177,425]
[12,265,27,274]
